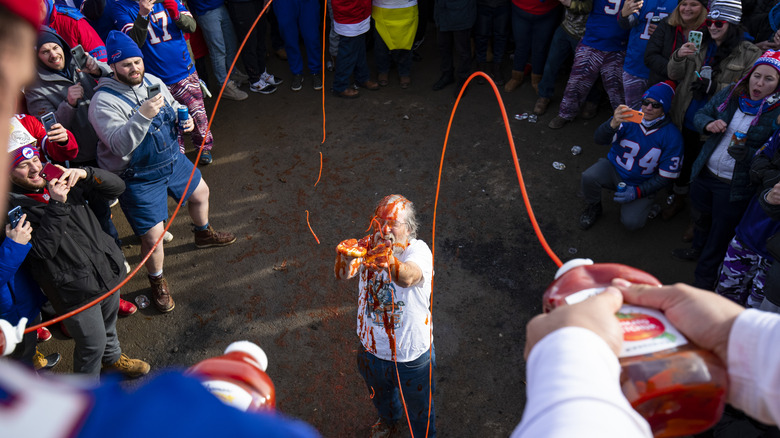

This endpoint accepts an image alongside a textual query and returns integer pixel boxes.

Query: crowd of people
[4,0,780,436]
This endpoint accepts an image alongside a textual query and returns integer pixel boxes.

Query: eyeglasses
[380,220,406,228]
[641,99,663,109]
[705,19,727,28]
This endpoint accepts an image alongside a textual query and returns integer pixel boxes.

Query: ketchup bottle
[543,259,727,438]
[186,341,276,412]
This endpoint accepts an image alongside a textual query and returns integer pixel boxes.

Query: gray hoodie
[25,27,111,164]
[88,72,184,174]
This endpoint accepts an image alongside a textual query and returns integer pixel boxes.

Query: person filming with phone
[6,142,150,379]
[578,81,684,231]
[89,31,236,314]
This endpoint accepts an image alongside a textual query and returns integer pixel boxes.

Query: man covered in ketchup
[334,194,436,438]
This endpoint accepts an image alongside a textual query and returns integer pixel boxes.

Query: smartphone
[70,44,87,69]
[147,83,161,99]
[41,112,57,133]
[40,162,65,182]
[624,109,645,123]
[8,206,23,229]
[689,30,703,53]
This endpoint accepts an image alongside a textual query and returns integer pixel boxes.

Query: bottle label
[618,305,688,357]
[201,380,256,412]
[564,289,689,357]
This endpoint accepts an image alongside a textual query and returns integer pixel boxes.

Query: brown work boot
[149,275,175,313]
[534,97,551,115]
[193,225,236,248]
[504,70,524,92]
[103,353,150,378]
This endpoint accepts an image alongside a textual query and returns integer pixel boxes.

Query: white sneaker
[261,71,283,86]
[163,231,174,243]
[250,79,277,94]
[231,69,250,86]
[222,80,248,101]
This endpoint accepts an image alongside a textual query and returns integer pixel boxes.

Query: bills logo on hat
[21,146,35,160]
[710,10,720,18]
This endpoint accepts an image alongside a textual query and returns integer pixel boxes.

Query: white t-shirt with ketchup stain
[357,238,433,362]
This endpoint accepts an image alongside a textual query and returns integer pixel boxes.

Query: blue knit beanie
[642,81,676,114]
[106,30,143,64]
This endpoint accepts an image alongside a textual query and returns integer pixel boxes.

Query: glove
[162,0,180,20]
[690,77,713,101]
[613,186,638,204]
[0,317,27,356]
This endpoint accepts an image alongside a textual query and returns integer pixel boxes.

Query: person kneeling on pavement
[89,31,236,315]
[579,81,684,230]
[7,144,149,379]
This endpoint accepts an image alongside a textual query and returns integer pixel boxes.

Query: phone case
[40,163,64,181]
[41,113,57,132]
[689,31,703,53]
[625,110,645,124]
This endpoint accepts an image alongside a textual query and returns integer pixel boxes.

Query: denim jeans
[357,345,436,438]
[273,0,322,75]
[332,33,370,92]
[375,29,412,77]
[475,3,510,64]
[538,26,578,99]
[511,4,560,74]
[226,0,268,83]
[690,171,751,289]
[196,5,239,84]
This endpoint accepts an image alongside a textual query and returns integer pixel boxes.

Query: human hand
[46,123,69,144]
[621,0,642,17]
[525,287,624,359]
[0,317,28,356]
[162,0,180,19]
[765,181,780,205]
[613,185,637,203]
[67,83,84,107]
[610,105,632,129]
[334,252,363,280]
[647,23,657,36]
[139,0,154,17]
[79,55,101,76]
[47,174,71,203]
[613,279,743,366]
[706,119,728,134]
[6,214,32,245]
[182,116,194,133]
[60,167,87,188]
[678,42,697,57]
[139,94,164,119]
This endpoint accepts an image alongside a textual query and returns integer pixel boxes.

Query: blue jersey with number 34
[607,120,684,186]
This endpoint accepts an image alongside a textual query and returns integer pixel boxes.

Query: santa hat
[106,31,143,65]
[642,81,676,114]
[0,0,45,29]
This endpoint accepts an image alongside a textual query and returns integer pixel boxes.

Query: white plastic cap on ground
[224,341,268,371]
[554,258,594,280]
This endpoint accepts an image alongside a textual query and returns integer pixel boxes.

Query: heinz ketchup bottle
[543,259,727,438]
[186,341,276,412]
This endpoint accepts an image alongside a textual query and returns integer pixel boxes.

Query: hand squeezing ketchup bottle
[543,259,727,438]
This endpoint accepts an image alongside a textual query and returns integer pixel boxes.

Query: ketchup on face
[185,341,276,412]
[543,259,728,438]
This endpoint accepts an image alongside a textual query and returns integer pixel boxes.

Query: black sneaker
[291,74,303,91]
[312,73,323,90]
[579,202,602,230]
[672,247,702,261]
[199,149,212,165]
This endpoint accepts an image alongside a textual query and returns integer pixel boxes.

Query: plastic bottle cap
[554,258,594,280]
[0,319,17,356]
[224,341,268,371]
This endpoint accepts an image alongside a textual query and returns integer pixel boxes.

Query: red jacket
[49,6,108,61]
[331,0,372,26]
[15,114,79,164]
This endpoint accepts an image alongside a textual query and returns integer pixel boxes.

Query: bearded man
[88,31,235,314]
[335,194,436,438]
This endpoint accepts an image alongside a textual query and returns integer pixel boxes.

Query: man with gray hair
[334,194,436,438]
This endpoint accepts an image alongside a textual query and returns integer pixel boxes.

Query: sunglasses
[705,19,727,28]
[641,99,663,109]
